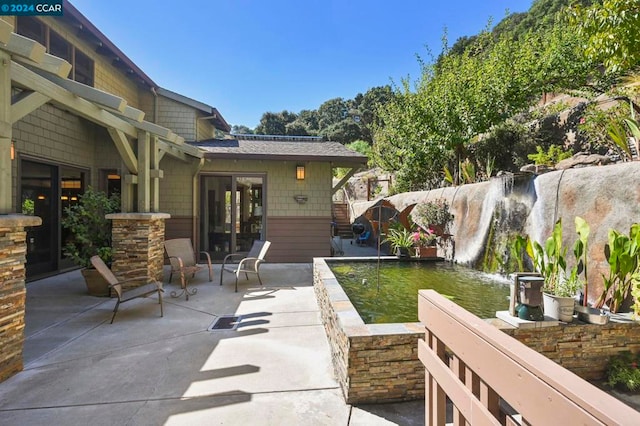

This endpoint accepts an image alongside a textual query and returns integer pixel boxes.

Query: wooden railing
[418,289,640,425]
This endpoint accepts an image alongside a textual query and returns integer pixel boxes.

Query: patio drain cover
[208,315,241,331]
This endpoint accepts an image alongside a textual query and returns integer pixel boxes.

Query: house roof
[157,87,231,132]
[62,1,157,89]
[193,137,369,167]
[62,1,230,133]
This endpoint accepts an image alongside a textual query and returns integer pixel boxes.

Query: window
[16,18,95,87]
[16,16,45,46]
[74,50,94,86]
[49,30,71,63]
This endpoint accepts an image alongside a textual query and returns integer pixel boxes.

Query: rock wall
[352,162,640,304]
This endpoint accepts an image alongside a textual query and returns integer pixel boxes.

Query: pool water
[330,261,510,324]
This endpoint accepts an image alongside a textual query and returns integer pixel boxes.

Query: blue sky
[70,0,533,128]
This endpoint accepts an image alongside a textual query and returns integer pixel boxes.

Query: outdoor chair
[356,230,371,246]
[220,240,271,292]
[164,238,213,290]
[90,256,164,324]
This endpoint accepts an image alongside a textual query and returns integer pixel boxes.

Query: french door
[20,159,86,278]
[200,174,265,261]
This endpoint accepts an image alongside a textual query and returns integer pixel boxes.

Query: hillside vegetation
[241,0,640,192]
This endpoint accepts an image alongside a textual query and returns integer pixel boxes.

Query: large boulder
[350,162,640,305]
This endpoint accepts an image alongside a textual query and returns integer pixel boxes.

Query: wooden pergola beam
[13,53,72,78]
[0,19,12,45]
[31,67,127,113]
[105,105,145,123]
[107,128,138,174]
[123,117,180,144]
[10,90,51,123]
[4,32,46,63]
[11,61,139,139]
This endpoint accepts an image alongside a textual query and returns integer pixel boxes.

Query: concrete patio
[0,251,423,425]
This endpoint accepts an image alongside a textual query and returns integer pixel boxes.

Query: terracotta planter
[81,267,111,297]
[415,246,437,258]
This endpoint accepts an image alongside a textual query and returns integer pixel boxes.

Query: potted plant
[384,227,415,258]
[529,217,589,322]
[412,199,454,237]
[61,187,120,296]
[412,228,437,258]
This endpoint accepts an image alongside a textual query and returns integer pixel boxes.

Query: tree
[374,8,593,190]
[231,124,253,135]
[254,110,297,135]
[323,119,364,144]
[317,98,348,130]
[570,0,640,75]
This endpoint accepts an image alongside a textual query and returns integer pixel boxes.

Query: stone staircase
[331,203,353,238]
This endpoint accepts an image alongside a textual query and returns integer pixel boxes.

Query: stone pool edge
[313,257,426,404]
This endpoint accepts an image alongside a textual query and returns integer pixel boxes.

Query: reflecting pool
[330,261,510,324]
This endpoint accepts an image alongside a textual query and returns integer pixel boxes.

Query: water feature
[450,172,538,272]
[329,261,510,323]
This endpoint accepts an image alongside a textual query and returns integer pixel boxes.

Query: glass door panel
[236,176,263,252]
[21,160,57,277]
[202,176,233,260]
[201,175,264,261]
[59,167,86,270]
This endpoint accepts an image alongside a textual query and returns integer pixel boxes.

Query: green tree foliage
[254,111,294,135]
[231,124,253,135]
[374,10,591,190]
[244,86,393,144]
[570,0,640,75]
[473,120,535,172]
[318,98,348,130]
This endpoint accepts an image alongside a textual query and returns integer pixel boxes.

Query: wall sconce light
[11,141,15,160]
[294,194,308,204]
[296,165,305,180]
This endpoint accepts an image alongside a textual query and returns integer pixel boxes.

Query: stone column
[107,213,170,289]
[0,215,42,382]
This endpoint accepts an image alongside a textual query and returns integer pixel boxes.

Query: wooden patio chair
[90,256,164,324]
[220,240,271,292]
[164,238,213,289]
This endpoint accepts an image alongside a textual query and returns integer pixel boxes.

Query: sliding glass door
[200,174,265,261]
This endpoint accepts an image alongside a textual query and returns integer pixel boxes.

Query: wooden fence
[418,289,640,425]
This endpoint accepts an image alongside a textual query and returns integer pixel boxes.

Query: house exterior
[0,1,366,281]
[0,0,365,382]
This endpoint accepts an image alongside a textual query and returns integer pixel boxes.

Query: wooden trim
[10,90,50,123]
[418,290,640,425]
[267,216,331,262]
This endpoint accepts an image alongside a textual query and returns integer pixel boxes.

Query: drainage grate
[208,315,241,331]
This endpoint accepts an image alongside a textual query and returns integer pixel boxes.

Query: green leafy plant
[607,351,640,392]
[527,144,572,167]
[595,224,640,313]
[384,228,415,250]
[61,187,120,268]
[529,217,588,298]
[509,234,533,273]
[443,165,455,185]
[412,199,454,234]
[460,159,476,184]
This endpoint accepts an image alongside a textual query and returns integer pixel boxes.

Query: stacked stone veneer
[501,321,640,381]
[313,258,640,404]
[0,215,41,382]
[107,213,170,288]
[313,258,425,404]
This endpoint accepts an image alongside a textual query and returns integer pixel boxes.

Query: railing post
[427,330,446,426]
